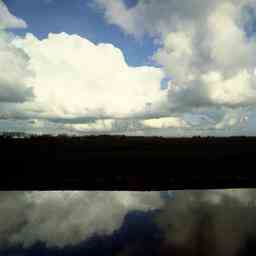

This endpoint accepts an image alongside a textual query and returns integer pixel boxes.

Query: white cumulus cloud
[1,0,256,134]
[12,32,167,120]
[0,1,27,29]
[94,0,256,126]
[0,2,33,107]
[0,31,34,103]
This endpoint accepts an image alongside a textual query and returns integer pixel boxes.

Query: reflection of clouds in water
[161,191,176,201]
[167,191,176,200]
[0,191,163,248]
[157,189,256,256]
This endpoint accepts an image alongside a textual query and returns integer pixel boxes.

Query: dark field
[1,134,256,190]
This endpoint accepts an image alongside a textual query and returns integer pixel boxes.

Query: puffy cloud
[0,1,27,29]
[94,0,242,37]
[0,191,163,248]
[0,2,33,105]
[0,1,168,129]
[155,1,256,109]
[0,32,34,103]
[1,0,256,134]
[95,0,256,117]
[93,0,139,36]
[12,32,166,120]
[94,0,256,39]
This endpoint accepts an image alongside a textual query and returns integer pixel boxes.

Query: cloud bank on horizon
[1,0,256,135]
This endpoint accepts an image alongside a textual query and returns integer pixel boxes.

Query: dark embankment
[1,134,256,190]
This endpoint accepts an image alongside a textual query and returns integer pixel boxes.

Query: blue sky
[6,0,157,67]
[1,0,256,135]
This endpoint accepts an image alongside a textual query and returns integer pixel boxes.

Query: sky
[1,0,256,136]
